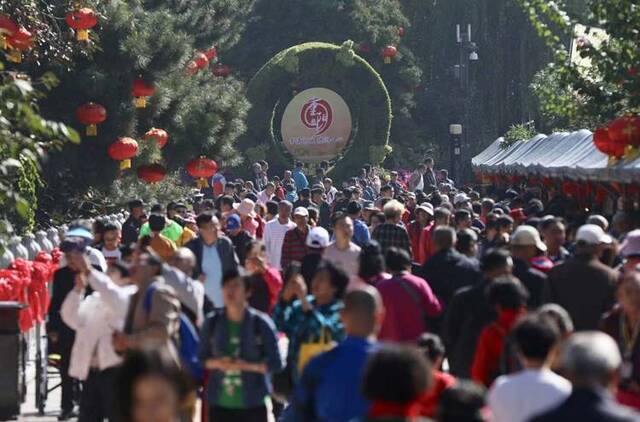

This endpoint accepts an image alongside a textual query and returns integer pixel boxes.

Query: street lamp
[449,124,463,182]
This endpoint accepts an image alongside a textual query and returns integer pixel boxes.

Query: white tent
[472,130,640,183]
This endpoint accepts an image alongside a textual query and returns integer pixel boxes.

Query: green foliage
[0,65,79,241]
[516,0,640,127]
[501,122,537,149]
[239,41,392,180]
[34,0,250,217]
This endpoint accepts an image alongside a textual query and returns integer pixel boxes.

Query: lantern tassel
[7,49,21,63]
[0,36,6,50]
[120,159,132,170]
[607,156,620,167]
[624,145,640,162]
[197,178,209,188]
[134,97,147,108]
[76,29,89,42]
[86,124,97,136]
[384,57,391,64]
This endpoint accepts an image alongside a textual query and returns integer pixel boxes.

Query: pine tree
[33,0,250,216]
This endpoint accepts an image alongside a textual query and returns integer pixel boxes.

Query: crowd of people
[46,157,640,422]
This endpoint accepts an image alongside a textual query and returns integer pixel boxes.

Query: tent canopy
[472,130,640,183]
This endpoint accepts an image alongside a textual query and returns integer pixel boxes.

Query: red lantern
[593,127,625,159]
[137,164,166,183]
[381,45,397,64]
[65,8,98,42]
[212,64,231,78]
[186,52,210,75]
[75,102,106,136]
[595,185,608,205]
[186,156,218,188]
[144,128,169,149]
[562,181,578,197]
[608,115,640,148]
[542,177,555,188]
[509,174,522,185]
[0,16,18,50]
[108,137,138,170]
[6,27,32,63]
[397,27,406,37]
[204,46,217,60]
[132,78,155,108]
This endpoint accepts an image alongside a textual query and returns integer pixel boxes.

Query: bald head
[341,286,384,338]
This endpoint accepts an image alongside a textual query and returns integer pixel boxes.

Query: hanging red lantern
[595,185,608,205]
[75,102,106,136]
[137,164,167,183]
[186,156,218,188]
[380,45,397,64]
[65,8,98,42]
[397,27,406,37]
[144,128,169,149]
[357,42,372,54]
[0,16,18,50]
[204,46,217,60]
[108,137,138,170]
[212,64,231,78]
[562,181,579,197]
[593,127,625,159]
[6,27,32,63]
[186,52,210,75]
[132,78,155,108]
[541,177,555,188]
[608,115,640,148]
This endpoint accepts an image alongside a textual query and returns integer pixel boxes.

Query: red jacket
[419,371,456,418]
[417,222,435,265]
[471,308,524,387]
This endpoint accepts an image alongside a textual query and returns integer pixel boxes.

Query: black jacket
[531,388,639,422]
[121,216,142,245]
[443,281,495,378]
[185,235,239,279]
[229,231,253,266]
[512,257,548,309]
[420,248,481,307]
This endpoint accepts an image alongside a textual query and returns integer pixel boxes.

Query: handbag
[297,327,335,374]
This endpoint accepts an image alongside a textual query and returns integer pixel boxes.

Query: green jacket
[139,219,183,243]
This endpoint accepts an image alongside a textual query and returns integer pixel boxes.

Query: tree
[516,0,639,128]
[31,0,250,219]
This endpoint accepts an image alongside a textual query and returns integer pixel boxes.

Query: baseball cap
[576,224,612,245]
[293,207,309,217]
[65,227,94,240]
[306,227,330,248]
[226,214,241,231]
[453,193,470,205]
[416,202,434,216]
[510,225,547,252]
[621,229,640,258]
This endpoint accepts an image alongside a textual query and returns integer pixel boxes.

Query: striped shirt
[264,218,296,271]
[281,226,310,271]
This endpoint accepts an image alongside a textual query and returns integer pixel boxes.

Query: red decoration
[595,185,608,205]
[357,42,372,54]
[186,52,210,75]
[509,174,522,185]
[608,115,640,148]
[186,156,218,188]
[75,102,106,136]
[397,27,406,37]
[65,8,97,41]
[6,27,32,63]
[144,128,169,149]
[562,181,579,197]
[137,164,167,183]
[593,127,625,159]
[541,177,555,187]
[212,63,231,78]
[0,16,18,49]
[381,45,397,64]
[108,137,138,170]
[204,46,217,60]
[132,78,155,108]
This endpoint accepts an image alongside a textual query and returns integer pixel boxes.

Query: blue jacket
[293,169,309,191]
[283,337,377,422]
[199,307,284,408]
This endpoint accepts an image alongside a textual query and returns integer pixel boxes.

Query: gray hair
[173,247,196,267]
[559,331,621,387]
[538,303,574,336]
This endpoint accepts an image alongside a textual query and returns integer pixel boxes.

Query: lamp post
[452,24,479,183]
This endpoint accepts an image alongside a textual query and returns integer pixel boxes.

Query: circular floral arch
[240,41,392,179]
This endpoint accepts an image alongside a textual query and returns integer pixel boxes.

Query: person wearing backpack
[200,268,283,422]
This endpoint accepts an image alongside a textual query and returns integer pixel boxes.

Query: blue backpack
[143,283,203,380]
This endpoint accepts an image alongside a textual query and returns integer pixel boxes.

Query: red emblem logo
[301,97,333,135]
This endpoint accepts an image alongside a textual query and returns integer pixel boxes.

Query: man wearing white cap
[510,225,548,308]
[547,224,618,331]
[453,192,471,210]
[619,229,640,274]
[280,206,311,271]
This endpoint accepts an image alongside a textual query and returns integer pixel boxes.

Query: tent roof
[472,130,640,183]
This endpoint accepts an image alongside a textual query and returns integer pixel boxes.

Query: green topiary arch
[240,41,392,180]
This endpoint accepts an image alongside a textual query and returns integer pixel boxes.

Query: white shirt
[323,241,361,278]
[257,190,273,205]
[263,218,295,271]
[326,186,339,204]
[488,368,572,422]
